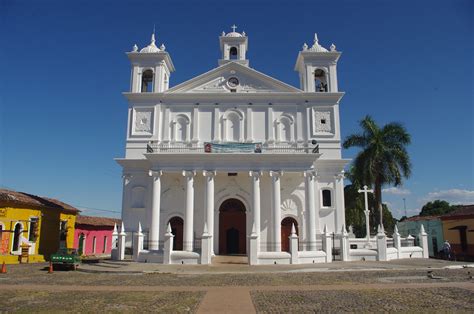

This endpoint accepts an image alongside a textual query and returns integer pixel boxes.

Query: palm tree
[343,115,411,227]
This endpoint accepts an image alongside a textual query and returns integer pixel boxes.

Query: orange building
[440,205,474,261]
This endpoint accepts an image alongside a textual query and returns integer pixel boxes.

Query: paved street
[0,259,473,313]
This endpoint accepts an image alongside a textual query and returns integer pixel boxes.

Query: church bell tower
[127,32,175,93]
[295,33,340,92]
[218,25,249,67]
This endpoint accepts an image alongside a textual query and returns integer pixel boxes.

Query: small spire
[291,223,296,235]
[150,33,156,45]
[221,31,225,36]
[394,225,399,234]
[112,223,117,234]
[323,224,328,234]
[231,24,237,32]
[203,222,208,234]
[303,43,308,51]
[132,44,138,52]
[242,31,246,36]
[138,221,142,234]
[167,222,172,234]
[160,43,166,51]
[314,33,319,44]
[420,224,426,234]
[330,43,336,51]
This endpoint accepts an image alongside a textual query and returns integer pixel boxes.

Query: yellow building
[441,205,474,262]
[0,189,79,264]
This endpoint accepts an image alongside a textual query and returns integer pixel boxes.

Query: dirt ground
[0,262,473,313]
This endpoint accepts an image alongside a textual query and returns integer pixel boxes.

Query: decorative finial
[303,43,308,51]
[314,33,319,44]
[330,43,336,51]
[221,31,225,36]
[231,24,237,32]
[291,223,296,235]
[132,44,138,52]
[242,31,246,36]
[151,33,156,44]
[160,43,166,51]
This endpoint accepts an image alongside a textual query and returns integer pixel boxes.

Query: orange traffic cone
[1,262,6,274]
[48,261,53,273]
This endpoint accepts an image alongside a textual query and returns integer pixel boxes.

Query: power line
[72,204,120,214]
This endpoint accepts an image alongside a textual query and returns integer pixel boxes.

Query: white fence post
[340,225,349,262]
[289,224,299,264]
[377,225,387,261]
[393,225,401,259]
[133,222,144,261]
[248,223,258,265]
[200,223,212,265]
[163,223,174,264]
[117,222,126,261]
[322,225,332,263]
[419,224,429,258]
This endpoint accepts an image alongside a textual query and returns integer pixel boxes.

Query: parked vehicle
[50,248,81,270]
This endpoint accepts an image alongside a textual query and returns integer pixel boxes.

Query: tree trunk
[374,178,383,228]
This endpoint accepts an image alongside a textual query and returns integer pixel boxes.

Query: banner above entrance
[204,142,262,154]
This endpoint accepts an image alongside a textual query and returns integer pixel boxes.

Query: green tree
[419,200,454,216]
[343,115,411,228]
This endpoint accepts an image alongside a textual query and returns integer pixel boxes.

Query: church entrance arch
[168,217,184,251]
[219,198,246,255]
[281,217,298,253]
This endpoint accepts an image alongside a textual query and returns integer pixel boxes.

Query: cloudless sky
[1,0,473,218]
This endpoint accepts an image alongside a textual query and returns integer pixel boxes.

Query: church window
[175,116,189,142]
[141,69,154,93]
[229,47,238,60]
[226,112,241,142]
[322,189,332,207]
[28,217,39,242]
[314,69,328,92]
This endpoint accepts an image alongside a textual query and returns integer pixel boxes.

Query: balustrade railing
[148,142,313,154]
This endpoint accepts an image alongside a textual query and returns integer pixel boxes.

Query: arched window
[131,186,146,208]
[229,47,238,60]
[168,217,184,251]
[78,233,85,255]
[172,115,190,142]
[12,223,23,252]
[225,111,241,142]
[141,69,154,93]
[314,69,328,92]
[277,115,293,143]
[322,189,332,207]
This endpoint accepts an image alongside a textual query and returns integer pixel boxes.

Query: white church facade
[115,28,428,265]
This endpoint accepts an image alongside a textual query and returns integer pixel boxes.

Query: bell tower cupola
[219,25,249,67]
[127,32,175,93]
[295,33,341,92]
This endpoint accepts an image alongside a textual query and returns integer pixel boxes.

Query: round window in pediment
[227,77,239,88]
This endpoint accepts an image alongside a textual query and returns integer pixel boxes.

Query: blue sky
[1,0,473,218]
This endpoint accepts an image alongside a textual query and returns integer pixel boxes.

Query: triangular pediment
[166,62,301,94]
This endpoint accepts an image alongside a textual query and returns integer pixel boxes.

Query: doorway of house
[281,217,298,252]
[219,198,246,255]
[169,216,184,251]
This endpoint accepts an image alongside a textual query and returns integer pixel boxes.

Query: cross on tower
[231,24,237,32]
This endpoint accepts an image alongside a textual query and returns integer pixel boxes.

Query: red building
[73,215,121,256]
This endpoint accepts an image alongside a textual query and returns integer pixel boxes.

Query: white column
[334,171,345,232]
[148,170,162,251]
[203,170,216,255]
[250,171,262,251]
[183,170,196,252]
[269,170,283,251]
[304,170,317,251]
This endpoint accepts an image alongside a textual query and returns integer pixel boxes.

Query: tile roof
[0,189,79,213]
[440,205,474,219]
[76,215,121,227]
[404,215,441,222]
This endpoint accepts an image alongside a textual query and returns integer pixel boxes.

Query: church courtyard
[1,259,473,313]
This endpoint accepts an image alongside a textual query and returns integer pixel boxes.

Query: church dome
[226,31,243,37]
[140,33,161,53]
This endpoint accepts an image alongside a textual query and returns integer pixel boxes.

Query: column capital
[203,170,216,178]
[269,170,283,179]
[183,170,196,178]
[303,170,317,179]
[148,170,162,177]
[249,170,262,178]
[334,170,345,180]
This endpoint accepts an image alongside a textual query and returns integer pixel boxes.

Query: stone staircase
[212,255,248,265]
